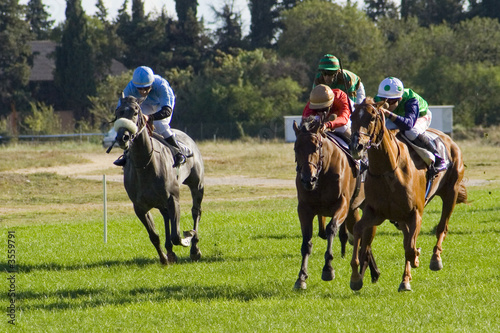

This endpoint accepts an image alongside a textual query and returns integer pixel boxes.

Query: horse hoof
[321,268,335,281]
[430,259,443,271]
[371,272,380,284]
[398,282,412,292]
[294,279,307,290]
[167,253,177,264]
[190,249,201,261]
[350,279,363,291]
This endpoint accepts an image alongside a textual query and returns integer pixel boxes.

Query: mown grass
[0,139,499,332]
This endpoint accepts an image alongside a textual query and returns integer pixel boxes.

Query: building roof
[29,40,128,81]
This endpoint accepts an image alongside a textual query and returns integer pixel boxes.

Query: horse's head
[349,97,386,160]
[113,95,144,150]
[293,117,324,191]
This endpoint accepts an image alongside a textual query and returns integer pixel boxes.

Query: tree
[25,0,54,40]
[248,0,280,49]
[0,0,32,135]
[277,0,385,92]
[89,0,125,80]
[212,2,246,54]
[175,0,197,24]
[401,0,466,26]
[364,0,399,22]
[54,0,96,122]
[468,0,500,21]
[171,49,305,139]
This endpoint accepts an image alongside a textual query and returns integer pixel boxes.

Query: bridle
[352,103,401,176]
[115,101,156,169]
[353,103,385,150]
[295,130,324,176]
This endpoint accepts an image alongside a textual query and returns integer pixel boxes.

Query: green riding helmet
[318,54,340,71]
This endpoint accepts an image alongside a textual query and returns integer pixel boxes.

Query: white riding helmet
[377,77,404,99]
[132,66,154,88]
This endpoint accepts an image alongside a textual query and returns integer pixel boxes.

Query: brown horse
[293,117,379,290]
[349,98,467,291]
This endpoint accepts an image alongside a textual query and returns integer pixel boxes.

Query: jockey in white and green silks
[374,77,447,174]
[312,54,366,104]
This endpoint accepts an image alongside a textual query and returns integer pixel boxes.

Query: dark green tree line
[0,0,32,131]
[3,0,500,137]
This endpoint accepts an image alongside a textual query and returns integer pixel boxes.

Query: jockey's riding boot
[165,136,186,168]
[411,133,447,174]
[113,150,128,166]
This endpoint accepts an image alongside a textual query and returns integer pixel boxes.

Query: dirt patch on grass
[9,153,295,187]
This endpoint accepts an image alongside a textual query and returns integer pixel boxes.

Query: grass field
[1,139,499,332]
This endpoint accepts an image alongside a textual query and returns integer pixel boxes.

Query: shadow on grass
[17,279,356,312]
[1,257,160,274]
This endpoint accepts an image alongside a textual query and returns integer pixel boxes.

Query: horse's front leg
[399,211,422,292]
[294,204,315,290]
[134,207,168,265]
[350,206,384,291]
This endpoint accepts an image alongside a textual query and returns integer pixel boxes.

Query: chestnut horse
[293,117,379,290]
[349,98,467,291]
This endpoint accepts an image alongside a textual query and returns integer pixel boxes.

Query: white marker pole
[103,174,107,243]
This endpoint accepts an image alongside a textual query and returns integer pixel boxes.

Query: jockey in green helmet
[313,54,366,104]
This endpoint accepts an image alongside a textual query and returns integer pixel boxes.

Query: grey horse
[112,95,204,264]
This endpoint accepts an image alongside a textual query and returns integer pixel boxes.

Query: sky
[20,0,251,33]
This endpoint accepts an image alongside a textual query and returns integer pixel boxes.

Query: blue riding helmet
[132,66,154,88]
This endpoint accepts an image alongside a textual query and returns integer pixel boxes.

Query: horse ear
[375,100,386,109]
[293,120,300,136]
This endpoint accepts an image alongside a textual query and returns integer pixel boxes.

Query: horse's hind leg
[338,222,348,258]
[135,208,169,265]
[322,217,339,282]
[430,186,459,271]
[189,185,204,261]
[322,200,349,282]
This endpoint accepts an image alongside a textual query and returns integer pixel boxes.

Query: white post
[103,174,107,243]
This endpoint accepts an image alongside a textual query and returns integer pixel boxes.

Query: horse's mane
[299,116,321,133]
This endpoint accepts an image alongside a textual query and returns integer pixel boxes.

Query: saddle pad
[398,132,449,167]
[326,132,349,150]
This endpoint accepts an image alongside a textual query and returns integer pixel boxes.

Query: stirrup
[113,155,126,166]
[433,158,447,172]
[172,153,186,168]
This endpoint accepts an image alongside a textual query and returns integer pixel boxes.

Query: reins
[121,105,156,169]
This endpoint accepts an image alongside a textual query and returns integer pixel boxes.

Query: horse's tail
[456,180,468,204]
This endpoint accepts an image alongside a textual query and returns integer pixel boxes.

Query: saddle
[151,132,193,158]
[397,131,450,169]
[397,131,451,201]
